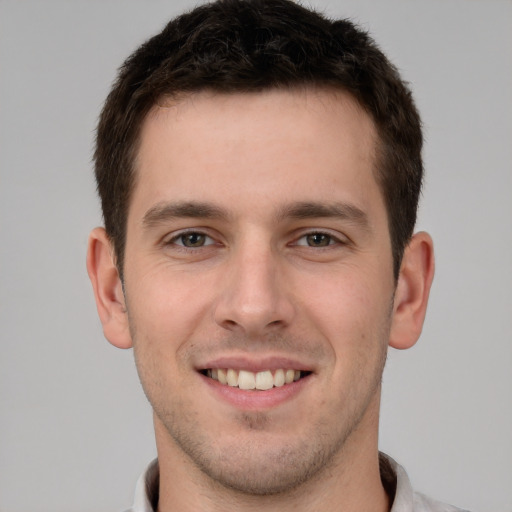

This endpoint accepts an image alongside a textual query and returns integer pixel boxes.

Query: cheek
[298,266,393,360]
[124,263,215,353]
[302,266,387,325]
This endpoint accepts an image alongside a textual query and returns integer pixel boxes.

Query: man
[86,0,464,510]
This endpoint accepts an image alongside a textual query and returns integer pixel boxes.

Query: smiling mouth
[200,368,312,390]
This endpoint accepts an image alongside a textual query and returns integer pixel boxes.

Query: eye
[295,232,336,247]
[169,231,215,248]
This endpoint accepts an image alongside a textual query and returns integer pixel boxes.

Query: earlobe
[389,231,435,350]
[86,227,133,349]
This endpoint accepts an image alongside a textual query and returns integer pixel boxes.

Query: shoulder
[413,491,470,512]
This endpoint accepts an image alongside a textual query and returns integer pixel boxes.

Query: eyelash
[293,231,344,248]
[163,230,217,250]
[163,229,346,251]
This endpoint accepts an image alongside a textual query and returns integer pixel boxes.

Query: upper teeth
[207,368,301,390]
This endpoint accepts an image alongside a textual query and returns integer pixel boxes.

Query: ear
[86,227,133,349]
[389,231,435,350]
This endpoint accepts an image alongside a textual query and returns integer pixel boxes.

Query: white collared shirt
[124,453,468,512]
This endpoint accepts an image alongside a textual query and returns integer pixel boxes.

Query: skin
[87,88,434,512]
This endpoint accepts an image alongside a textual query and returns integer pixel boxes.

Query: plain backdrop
[1,1,511,511]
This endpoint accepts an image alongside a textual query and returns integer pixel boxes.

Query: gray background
[1,1,511,511]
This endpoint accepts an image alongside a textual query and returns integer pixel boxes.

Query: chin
[194,442,335,495]
[163,414,348,496]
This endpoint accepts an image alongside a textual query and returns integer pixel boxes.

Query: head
[88,1,434,504]
[94,0,423,281]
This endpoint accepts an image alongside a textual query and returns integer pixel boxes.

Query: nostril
[221,319,238,330]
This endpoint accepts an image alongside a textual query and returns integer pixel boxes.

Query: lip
[197,355,315,373]
[196,355,315,411]
[200,371,312,410]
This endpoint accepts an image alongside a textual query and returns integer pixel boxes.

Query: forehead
[131,88,381,222]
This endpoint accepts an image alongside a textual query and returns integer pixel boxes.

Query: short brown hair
[95,0,423,279]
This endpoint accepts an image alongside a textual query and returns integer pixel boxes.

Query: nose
[213,240,295,337]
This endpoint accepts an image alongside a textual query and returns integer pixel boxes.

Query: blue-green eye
[173,232,214,248]
[296,233,335,247]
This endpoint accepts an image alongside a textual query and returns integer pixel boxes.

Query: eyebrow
[142,199,370,231]
[276,201,370,230]
[142,201,229,228]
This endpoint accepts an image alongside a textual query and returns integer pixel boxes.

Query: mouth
[199,368,312,390]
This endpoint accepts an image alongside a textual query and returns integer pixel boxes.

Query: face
[123,89,396,494]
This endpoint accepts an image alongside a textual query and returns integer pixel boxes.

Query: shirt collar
[130,458,159,512]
